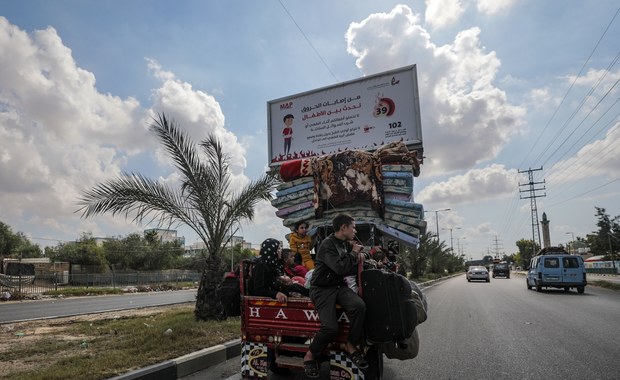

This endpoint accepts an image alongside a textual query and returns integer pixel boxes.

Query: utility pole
[491,235,503,259]
[442,227,461,255]
[429,208,451,242]
[519,167,546,259]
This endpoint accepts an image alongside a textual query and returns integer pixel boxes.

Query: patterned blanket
[311,150,384,219]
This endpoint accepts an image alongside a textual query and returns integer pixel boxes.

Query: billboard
[267,65,422,166]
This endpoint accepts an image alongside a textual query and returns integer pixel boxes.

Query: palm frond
[77,173,193,229]
[150,114,205,198]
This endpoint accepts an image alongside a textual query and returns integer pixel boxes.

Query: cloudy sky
[1,1,619,259]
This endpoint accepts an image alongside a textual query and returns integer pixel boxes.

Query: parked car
[526,247,587,293]
[467,266,490,282]
[493,262,510,278]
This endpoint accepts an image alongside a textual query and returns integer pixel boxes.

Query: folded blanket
[279,159,313,182]
[383,185,413,195]
[271,188,313,208]
[276,176,314,191]
[385,205,423,219]
[381,164,413,172]
[275,200,313,218]
[282,208,315,228]
[275,181,314,197]
[383,177,412,187]
[385,193,412,202]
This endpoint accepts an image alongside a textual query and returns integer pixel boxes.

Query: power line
[519,6,620,168]
[278,0,339,82]
[540,60,620,167]
[546,177,620,207]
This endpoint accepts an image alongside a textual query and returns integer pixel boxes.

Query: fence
[0,270,201,295]
[586,268,619,275]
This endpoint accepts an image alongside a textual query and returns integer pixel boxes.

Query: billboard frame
[267,64,423,167]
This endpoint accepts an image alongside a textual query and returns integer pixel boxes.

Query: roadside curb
[417,272,462,288]
[108,339,241,380]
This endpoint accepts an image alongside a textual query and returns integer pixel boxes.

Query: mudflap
[241,341,269,379]
[329,349,367,380]
[364,345,384,380]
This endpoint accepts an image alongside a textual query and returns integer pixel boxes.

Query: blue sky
[1,0,619,259]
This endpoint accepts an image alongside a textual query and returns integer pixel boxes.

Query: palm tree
[78,113,278,320]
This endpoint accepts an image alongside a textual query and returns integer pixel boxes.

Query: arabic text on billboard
[267,65,422,166]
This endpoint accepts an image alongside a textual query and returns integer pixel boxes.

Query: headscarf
[259,238,284,275]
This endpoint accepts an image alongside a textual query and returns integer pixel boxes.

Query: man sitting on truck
[303,214,368,378]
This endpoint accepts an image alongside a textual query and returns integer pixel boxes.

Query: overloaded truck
[240,65,427,379]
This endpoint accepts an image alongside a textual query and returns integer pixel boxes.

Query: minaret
[541,212,551,248]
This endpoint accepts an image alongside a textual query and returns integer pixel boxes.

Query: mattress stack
[271,151,426,247]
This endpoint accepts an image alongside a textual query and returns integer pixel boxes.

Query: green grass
[42,282,196,297]
[43,287,124,297]
[591,280,620,291]
[1,306,240,380]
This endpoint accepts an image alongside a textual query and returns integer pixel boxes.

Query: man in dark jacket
[303,214,368,378]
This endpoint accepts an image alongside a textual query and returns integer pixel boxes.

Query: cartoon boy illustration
[282,114,294,156]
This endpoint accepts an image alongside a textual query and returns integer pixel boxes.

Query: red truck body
[239,260,376,380]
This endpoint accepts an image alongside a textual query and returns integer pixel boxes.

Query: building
[143,228,185,245]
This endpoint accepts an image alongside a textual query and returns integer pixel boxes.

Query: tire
[526,279,531,290]
[536,281,542,292]
[467,278,471,282]
[564,287,570,293]
[577,286,585,294]
[364,345,384,380]
[486,278,490,283]
[507,275,510,279]
[267,348,290,375]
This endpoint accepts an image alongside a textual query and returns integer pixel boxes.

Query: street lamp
[429,208,450,241]
[565,232,575,254]
[442,227,461,255]
[456,236,466,256]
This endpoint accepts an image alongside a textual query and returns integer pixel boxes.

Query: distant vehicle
[467,266,490,282]
[526,247,587,293]
[492,262,510,278]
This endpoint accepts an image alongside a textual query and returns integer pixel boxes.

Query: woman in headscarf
[252,238,309,302]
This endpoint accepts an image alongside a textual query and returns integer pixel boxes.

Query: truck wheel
[267,349,289,375]
[526,279,531,290]
[577,286,585,294]
[536,282,542,292]
[564,287,570,292]
[364,345,383,380]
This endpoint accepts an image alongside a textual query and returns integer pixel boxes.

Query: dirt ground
[0,303,194,376]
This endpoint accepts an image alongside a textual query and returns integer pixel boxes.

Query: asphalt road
[189,274,620,379]
[0,289,197,323]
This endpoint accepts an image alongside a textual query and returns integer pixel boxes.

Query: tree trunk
[194,256,225,321]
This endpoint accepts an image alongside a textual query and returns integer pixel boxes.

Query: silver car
[467,266,490,282]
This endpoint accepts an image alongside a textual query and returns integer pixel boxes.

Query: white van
[526,247,587,294]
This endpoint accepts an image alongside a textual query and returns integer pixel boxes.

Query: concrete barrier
[109,339,241,380]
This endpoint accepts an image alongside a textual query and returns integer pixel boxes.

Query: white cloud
[425,0,465,30]
[547,122,620,184]
[476,0,516,15]
[417,164,519,204]
[0,18,253,244]
[345,5,526,176]
[0,18,143,234]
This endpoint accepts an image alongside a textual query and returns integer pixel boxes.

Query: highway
[189,274,620,379]
[0,289,196,323]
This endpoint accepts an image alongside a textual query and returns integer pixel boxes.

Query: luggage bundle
[361,269,418,344]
